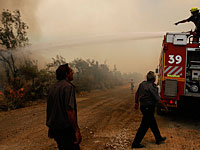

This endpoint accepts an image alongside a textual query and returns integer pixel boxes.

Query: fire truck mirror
[155,68,159,74]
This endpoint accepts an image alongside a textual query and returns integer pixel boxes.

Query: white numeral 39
[168,55,182,64]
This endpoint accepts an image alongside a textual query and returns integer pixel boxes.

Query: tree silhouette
[0,9,29,82]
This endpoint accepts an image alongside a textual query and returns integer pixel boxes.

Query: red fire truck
[157,31,200,113]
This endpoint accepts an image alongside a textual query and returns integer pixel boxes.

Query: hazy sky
[1,0,199,75]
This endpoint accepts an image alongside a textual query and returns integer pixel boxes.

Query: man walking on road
[132,71,168,149]
[46,64,82,150]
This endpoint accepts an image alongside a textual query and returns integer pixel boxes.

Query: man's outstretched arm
[174,19,188,25]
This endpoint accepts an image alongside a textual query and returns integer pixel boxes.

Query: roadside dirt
[0,85,200,150]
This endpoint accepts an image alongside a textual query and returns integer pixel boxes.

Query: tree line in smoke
[0,9,143,110]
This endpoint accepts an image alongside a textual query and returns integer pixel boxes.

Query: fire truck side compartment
[186,49,200,94]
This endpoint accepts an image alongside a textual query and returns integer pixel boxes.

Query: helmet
[190,7,199,13]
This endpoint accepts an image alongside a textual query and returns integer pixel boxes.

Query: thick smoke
[0,0,41,41]
[0,0,45,69]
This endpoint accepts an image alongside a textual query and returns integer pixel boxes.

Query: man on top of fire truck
[174,7,200,38]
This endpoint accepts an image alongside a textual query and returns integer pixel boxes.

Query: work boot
[156,137,166,145]
[131,144,145,149]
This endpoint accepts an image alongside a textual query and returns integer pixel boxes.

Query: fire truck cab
[157,31,200,113]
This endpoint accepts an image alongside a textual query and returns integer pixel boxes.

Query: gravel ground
[0,85,200,150]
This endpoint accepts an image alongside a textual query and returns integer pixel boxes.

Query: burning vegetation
[0,10,142,110]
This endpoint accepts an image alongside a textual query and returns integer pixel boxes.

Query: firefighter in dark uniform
[174,7,200,41]
[131,71,168,149]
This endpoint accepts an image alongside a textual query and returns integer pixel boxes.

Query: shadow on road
[160,97,200,128]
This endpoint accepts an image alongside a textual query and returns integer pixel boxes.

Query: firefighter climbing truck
[157,31,200,113]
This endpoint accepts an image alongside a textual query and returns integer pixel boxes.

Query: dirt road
[0,85,200,150]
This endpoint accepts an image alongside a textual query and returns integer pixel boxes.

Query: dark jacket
[137,81,160,107]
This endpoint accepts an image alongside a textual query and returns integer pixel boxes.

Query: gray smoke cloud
[30,0,199,74]
[0,0,44,69]
[1,0,199,75]
[0,0,41,41]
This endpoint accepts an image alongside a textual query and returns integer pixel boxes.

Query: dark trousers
[49,127,80,150]
[132,106,162,145]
